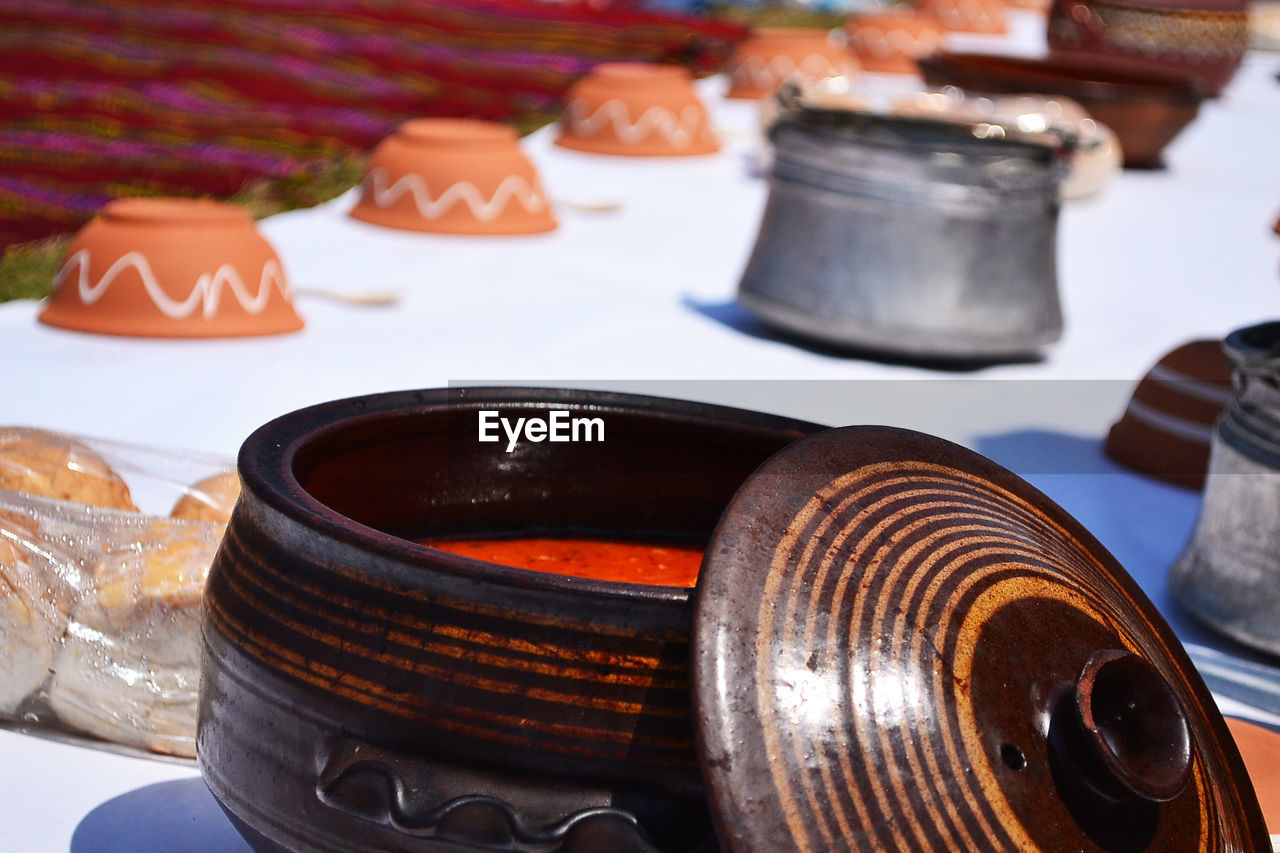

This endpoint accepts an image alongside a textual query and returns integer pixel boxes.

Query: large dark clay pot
[199,387,1269,853]
[198,387,820,853]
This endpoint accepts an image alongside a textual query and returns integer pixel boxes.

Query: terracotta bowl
[39,198,302,338]
[917,51,1206,168]
[1105,339,1233,489]
[920,0,1009,33]
[349,118,556,236]
[724,28,859,100]
[1046,0,1248,97]
[844,10,946,75]
[555,63,719,157]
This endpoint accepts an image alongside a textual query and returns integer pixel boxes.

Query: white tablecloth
[1,15,1278,850]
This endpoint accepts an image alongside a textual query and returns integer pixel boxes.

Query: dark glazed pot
[736,102,1067,362]
[1172,322,1280,656]
[197,387,821,853]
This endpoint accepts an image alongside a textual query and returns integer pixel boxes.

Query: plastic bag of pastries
[0,427,238,758]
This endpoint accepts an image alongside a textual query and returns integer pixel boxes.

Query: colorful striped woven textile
[0,0,745,249]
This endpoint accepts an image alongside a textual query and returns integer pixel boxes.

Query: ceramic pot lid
[692,425,1268,852]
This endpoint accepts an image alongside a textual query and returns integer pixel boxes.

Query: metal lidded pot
[198,387,1268,852]
[737,89,1071,362]
[1172,321,1280,655]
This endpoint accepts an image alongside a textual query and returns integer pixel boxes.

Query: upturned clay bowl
[1046,0,1249,97]
[921,0,1009,33]
[555,63,719,157]
[349,118,557,235]
[917,50,1206,168]
[844,10,946,75]
[724,28,859,100]
[39,198,302,338]
[199,386,1268,853]
[1104,338,1233,488]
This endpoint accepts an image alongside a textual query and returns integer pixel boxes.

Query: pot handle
[315,736,663,852]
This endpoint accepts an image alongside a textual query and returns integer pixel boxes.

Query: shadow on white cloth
[71,777,250,853]
[973,428,1277,658]
[680,295,1045,372]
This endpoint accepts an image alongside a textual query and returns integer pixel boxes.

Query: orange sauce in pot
[425,537,704,587]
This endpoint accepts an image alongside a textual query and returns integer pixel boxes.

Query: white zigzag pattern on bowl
[54,249,288,319]
[731,54,852,87]
[566,99,708,147]
[361,169,548,221]
[933,0,1002,28]
[848,27,943,58]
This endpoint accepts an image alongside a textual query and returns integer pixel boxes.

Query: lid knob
[1053,649,1193,805]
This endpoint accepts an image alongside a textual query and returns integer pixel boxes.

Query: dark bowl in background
[917,51,1206,169]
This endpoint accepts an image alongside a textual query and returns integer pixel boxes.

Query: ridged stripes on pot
[693,426,1267,852]
[204,511,698,779]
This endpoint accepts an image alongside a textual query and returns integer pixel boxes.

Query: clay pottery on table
[1046,0,1249,97]
[1105,338,1233,489]
[844,10,946,75]
[199,386,1267,852]
[555,63,719,157]
[38,198,302,338]
[198,388,818,853]
[724,28,859,101]
[349,118,556,235]
[737,97,1067,362]
[920,0,1010,33]
[917,50,1205,168]
[1172,321,1280,657]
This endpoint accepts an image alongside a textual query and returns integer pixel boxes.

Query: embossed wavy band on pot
[724,28,859,100]
[555,63,719,157]
[349,118,557,235]
[197,387,819,853]
[39,197,303,338]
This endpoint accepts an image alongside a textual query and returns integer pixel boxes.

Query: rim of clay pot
[775,95,1069,161]
[395,118,518,147]
[238,386,821,605]
[587,62,692,87]
[919,51,1207,103]
[102,197,251,226]
[1225,321,1280,363]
